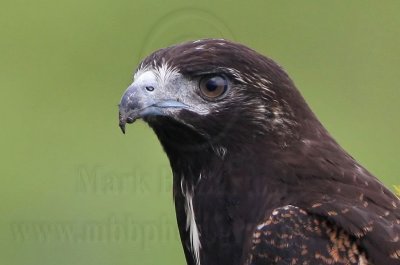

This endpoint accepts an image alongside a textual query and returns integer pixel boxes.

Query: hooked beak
[118,84,189,134]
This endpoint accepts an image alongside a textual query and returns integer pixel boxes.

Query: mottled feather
[247,206,369,265]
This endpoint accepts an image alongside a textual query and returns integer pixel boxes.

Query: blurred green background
[1,1,399,264]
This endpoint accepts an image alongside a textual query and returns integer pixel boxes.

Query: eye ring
[199,75,228,100]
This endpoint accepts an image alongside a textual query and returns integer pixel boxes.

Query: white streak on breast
[184,189,201,265]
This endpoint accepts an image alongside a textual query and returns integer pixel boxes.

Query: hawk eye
[199,75,227,99]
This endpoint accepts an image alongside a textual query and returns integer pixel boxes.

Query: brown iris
[199,75,228,99]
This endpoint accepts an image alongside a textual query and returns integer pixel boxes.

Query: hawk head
[119,39,326,153]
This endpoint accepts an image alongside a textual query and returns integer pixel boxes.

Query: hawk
[118,39,400,265]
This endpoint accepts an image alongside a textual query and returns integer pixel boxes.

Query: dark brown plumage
[119,39,400,265]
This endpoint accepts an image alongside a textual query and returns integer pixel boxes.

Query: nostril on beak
[145,86,155,92]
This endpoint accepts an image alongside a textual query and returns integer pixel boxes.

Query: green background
[1,1,399,264]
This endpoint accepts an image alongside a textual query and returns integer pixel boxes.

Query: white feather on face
[132,62,212,117]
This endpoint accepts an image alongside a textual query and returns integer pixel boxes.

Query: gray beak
[118,83,189,134]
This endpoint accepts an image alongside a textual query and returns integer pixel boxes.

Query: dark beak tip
[118,112,125,134]
[119,115,138,134]
[119,122,126,134]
